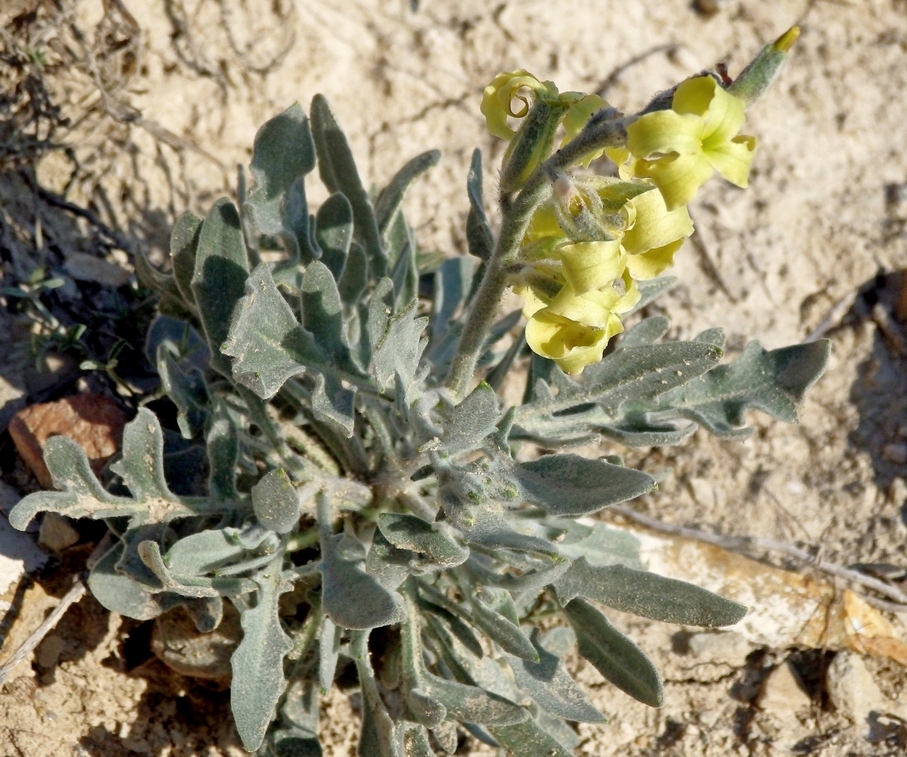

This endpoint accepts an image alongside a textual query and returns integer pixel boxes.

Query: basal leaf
[438,381,499,456]
[374,150,441,242]
[422,672,527,726]
[488,717,575,757]
[246,102,316,236]
[231,571,295,751]
[377,514,468,568]
[170,211,203,306]
[252,468,300,534]
[465,149,493,262]
[563,598,663,706]
[315,193,353,280]
[372,298,428,392]
[514,454,656,516]
[555,559,747,627]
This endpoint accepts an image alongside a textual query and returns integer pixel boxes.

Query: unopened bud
[728,26,800,107]
[500,100,568,193]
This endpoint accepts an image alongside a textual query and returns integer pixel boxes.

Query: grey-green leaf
[377,514,468,568]
[191,197,250,377]
[422,672,527,726]
[555,559,747,627]
[315,193,353,280]
[165,529,246,576]
[301,260,355,369]
[252,469,299,534]
[231,571,294,751]
[465,149,493,262]
[170,211,203,305]
[488,718,575,757]
[505,629,604,722]
[563,598,663,707]
[515,454,656,516]
[372,298,428,392]
[246,102,316,236]
[375,149,441,240]
[222,263,325,398]
[439,381,499,455]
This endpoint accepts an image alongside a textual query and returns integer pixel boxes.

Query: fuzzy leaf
[563,598,663,707]
[111,407,179,501]
[375,150,441,241]
[466,149,493,262]
[617,315,671,348]
[422,672,527,726]
[88,540,182,620]
[191,197,250,377]
[377,514,468,568]
[402,726,437,757]
[653,340,831,437]
[165,529,246,576]
[206,396,239,499]
[338,242,369,307]
[246,102,316,236]
[556,522,643,569]
[320,533,404,630]
[222,263,326,398]
[281,177,319,263]
[315,193,353,280]
[252,469,300,534]
[365,529,413,589]
[430,256,476,344]
[311,371,356,438]
[231,572,295,751]
[301,261,357,370]
[372,298,428,392]
[438,381,499,455]
[468,593,538,662]
[158,348,208,439]
[555,559,747,627]
[318,616,342,694]
[488,718,575,757]
[514,454,656,516]
[170,211,203,306]
[310,95,387,277]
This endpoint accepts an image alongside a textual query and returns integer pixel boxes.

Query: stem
[444,111,629,398]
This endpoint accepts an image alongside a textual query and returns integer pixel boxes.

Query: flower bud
[728,26,800,107]
[500,99,569,193]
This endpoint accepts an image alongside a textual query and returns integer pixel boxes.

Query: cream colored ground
[2,0,907,755]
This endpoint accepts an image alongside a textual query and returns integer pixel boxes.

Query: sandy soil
[2,0,907,755]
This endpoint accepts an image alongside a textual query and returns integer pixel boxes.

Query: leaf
[372,298,428,392]
[315,193,353,280]
[375,150,441,241]
[467,592,538,662]
[158,348,209,439]
[355,632,405,757]
[281,177,319,263]
[438,381,499,456]
[191,197,250,377]
[252,469,300,534]
[320,532,404,630]
[338,242,369,308]
[556,522,643,569]
[311,371,357,438]
[465,149,493,262]
[206,395,239,499]
[488,718,575,757]
[514,454,656,516]
[430,256,477,343]
[377,514,468,568]
[246,102,316,236]
[555,559,747,627]
[111,407,179,502]
[310,95,387,277]
[617,315,670,348]
[318,616,342,694]
[402,725,437,757]
[422,672,527,726]
[653,340,831,437]
[170,211,203,306]
[231,571,295,751]
[165,529,246,575]
[301,261,356,370]
[222,263,326,398]
[365,528,413,589]
[563,598,663,707]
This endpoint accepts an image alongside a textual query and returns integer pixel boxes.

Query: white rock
[825,652,907,727]
[757,660,811,718]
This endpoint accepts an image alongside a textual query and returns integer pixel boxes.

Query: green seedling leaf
[315,193,353,280]
[191,197,250,377]
[514,454,656,516]
[231,571,295,751]
[310,95,387,277]
[438,381,499,456]
[465,149,494,262]
[170,211,203,305]
[653,339,831,437]
[320,532,404,630]
[563,598,663,707]
[377,514,469,568]
[507,629,611,721]
[246,102,316,236]
[555,559,747,627]
[252,469,299,534]
[222,263,326,398]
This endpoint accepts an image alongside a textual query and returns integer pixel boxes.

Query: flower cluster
[482,70,757,374]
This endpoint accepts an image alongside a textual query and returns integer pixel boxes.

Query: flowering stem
[444,110,629,398]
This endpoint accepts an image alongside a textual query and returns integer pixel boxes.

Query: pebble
[756,660,811,718]
[825,652,905,726]
[63,251,131,288]
[38,512,80,552]
[8,393,130,489]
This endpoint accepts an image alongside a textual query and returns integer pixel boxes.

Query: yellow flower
[556,240,626,294]
[481,70,559,140]
[621,188,694,279]
[626,76,756,209]
[523,277,640,375]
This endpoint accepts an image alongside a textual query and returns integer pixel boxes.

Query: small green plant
[11,28,828,756]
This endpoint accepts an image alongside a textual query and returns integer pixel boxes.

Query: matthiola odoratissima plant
[10,26,827,757]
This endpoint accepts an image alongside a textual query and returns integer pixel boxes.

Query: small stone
[8,393,130,489]
[756,660,811,718]
[825,652,900,726]
[38,512,80,552]
[888,477,907,506]
[63,251,131,288]
[687,630,753,667]
[688,477,717,508]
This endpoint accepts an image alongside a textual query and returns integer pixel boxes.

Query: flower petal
[627,110,704,159]
[634,153,714,210]
[626,238,685,280]
[706,135,756,188]
[557,240,626,295]
[622,189,694,255]
[481,70,547,140]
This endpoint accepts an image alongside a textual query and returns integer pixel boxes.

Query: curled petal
[557,240,626,295]
[706,134,756,188]
[481,70,554,140]
[622,189,693,256]
[626,238,685,280]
